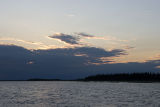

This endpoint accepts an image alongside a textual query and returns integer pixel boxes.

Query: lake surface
[0,82,159,107]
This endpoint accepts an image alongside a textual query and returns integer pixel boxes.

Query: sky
[0,0,160,80]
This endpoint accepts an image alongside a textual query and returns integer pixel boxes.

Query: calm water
[0,82,160,107]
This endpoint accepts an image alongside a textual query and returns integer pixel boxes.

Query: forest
[81,72,160,82]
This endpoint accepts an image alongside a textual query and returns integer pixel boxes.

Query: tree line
[82,72,160,82]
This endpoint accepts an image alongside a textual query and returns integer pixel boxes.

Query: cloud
[48,32,105,46]
[0,37,39,45]
[49,33,80,45]
[0,45,128,80]
[76,32,94,37]
[0,37,53,49]
[123,45,135,50]
[35,47,125,64]
[0,44,160,80]
[75,32,128,42]
[48,32,129,50]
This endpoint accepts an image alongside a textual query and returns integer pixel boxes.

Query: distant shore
[0,72,160,83]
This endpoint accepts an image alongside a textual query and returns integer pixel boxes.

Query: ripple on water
[0,82,159,107]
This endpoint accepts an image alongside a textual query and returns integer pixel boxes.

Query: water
[0,82,160,107]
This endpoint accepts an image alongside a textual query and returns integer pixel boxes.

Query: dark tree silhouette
[82,72,160,82]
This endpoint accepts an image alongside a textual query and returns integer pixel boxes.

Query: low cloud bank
[0,45,159,80]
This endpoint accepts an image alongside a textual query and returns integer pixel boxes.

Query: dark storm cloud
[35,47,125,64]
[0,45,160,80]
[49,33,80,45]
